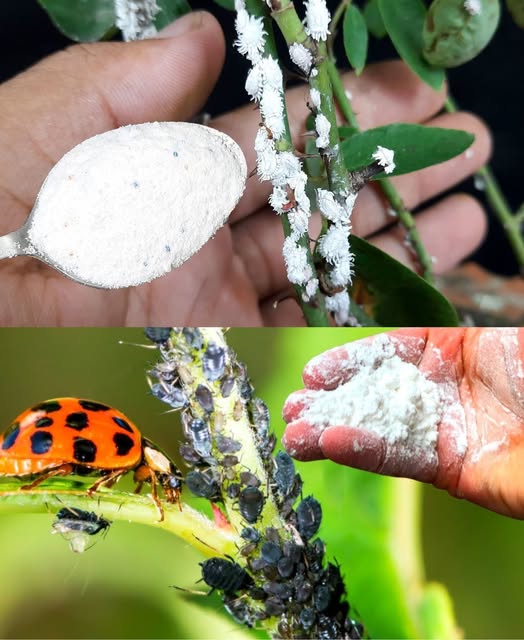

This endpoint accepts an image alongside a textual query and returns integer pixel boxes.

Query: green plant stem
[329,60,435,283]
[247,0,330,326]
[445,96,524,275]
[0,481,237,558]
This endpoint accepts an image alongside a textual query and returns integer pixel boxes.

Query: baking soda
[28,122,247,288]
[303,335,442,463]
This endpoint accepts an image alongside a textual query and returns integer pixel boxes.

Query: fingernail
[157,11,206,38]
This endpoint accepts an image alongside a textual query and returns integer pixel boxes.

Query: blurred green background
[0,328,522,639]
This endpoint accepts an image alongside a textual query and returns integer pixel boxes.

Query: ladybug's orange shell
[0,398,143,477]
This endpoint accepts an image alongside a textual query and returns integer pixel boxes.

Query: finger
[352,111,492,237]
[371,193,487,274]
[214,60,446,221]
[282,389,321,423]
[301,331,428,390]
[281,419,326,461]
[0,12,225,231]
[319,426,437,481]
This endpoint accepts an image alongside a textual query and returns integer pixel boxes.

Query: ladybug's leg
[87,469,127,495]
[133,464,165,522]
[21,464,75,490]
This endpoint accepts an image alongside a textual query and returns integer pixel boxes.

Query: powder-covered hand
[282,328,524,518]
[0,14,489,325]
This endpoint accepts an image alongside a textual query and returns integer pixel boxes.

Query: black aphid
[239,471,260,487]
[144,327,171,345]
[241,527,261,543]
[185,469,221,500]
[252,398,270,440]
[150,383,188,409]
[238,486,264,524]
[188,418,213,459]
[195,384,214,413]
[274,451,297,496]
[219,375,235,398]
[203,343,226,381]
[260,541,282,565]
[296,495,322,541]
[182,327,204,350]
[200,557,253,595]
[215,434,242,454]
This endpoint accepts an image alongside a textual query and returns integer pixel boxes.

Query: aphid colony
[145,328,363,639]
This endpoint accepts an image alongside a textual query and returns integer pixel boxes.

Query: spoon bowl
[0,122,247,289]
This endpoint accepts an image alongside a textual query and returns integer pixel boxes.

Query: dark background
[1,0,522,275]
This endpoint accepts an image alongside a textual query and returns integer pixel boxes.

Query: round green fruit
[422,0,501,68]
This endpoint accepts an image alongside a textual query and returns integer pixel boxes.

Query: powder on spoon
[27,122,247,288]
[302,335,443,467]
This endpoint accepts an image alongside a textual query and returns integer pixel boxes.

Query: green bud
[507,0,524,29]
[422,0,501,68]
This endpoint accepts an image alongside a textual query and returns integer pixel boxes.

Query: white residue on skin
[302,334,443,465]
[28,122,247,288]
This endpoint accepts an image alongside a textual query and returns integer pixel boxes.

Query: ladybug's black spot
[79,400,110,412]
[65,412,89,430]
[35,417,54,428]
[73,437,97,463]
[31,400,62,413]
[30,430,53,455]
[2,423,20,450]
[113,432,135,456]
[112,416,134,433]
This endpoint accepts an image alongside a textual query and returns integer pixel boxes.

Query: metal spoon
[0,121,247,289]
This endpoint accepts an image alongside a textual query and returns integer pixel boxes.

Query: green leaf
[377,0,445,89]
[363,0,387,38]
[350,235,459,326]
[154,0,191,29]
[340,123,474,177]
[212,0,236,10]
[37,0,116,42]
[343,5,369,75]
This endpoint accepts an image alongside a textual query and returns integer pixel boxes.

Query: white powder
[28,122,247,288]
[302,335,442,466]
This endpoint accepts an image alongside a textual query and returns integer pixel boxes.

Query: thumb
[0,11,225,230]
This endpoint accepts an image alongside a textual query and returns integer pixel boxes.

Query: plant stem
[0,481,237,558]
[444,96,524,275]
[329,60,435,283]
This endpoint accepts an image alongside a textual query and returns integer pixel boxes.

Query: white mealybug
[269,185,289,214]
[309,88,321,110]
[254,126,280,181]
[325,290,351,326]
[289,43,313,74]
[245,63,264,101]
[318,224,350,265]
[317,189,346,224]
[283,236,313,284]
[303,277,319,301]
[315,113,331,149]
[304,0,331,41]
[372,145,396,174]
[235,9,267,63]
[114,0,160,41]
[260,86,286,140]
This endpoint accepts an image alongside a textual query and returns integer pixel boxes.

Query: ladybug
[0,398,182,520]
[51,505,111,553]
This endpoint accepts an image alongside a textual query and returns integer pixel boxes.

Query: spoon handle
[0,228,28,259]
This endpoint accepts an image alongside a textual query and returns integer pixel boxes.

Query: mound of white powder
[27,122,247,288]
[302,335,442,463]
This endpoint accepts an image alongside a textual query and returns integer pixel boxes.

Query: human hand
[282,328,524,519]
[0,13,490,326]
